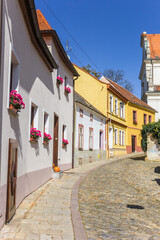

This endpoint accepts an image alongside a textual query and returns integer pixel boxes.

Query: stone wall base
[74,149,106,168]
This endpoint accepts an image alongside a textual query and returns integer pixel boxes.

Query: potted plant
[30,128,41,142]
[9,90,25,113]
[57,76,63,86]
[64,86,71,95]
[133,120,137,125]
[43,132,52,144]
[62,139,69,147]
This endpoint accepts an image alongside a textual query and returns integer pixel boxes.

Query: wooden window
[80,109,83,117]
[133,111,137,123]
[115,129,118,145]
[120,102,125,118]
[90,114,93,121]
[78,125,84,150]
[149,115,152,123]
[89,128,93,150]
[99,131,103,150]
[144,114,147,125]
[64,76,68,87]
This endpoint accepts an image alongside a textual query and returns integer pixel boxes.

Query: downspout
[72,76,78,169]
[0,0,3,183]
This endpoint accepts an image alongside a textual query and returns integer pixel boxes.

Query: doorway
[6,139,18,223]
[132,135,136,152]
[53,114,59,167]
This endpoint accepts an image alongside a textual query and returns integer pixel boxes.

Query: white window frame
[89,128,93,150]
[115,99,118,115]
[62,124,67,140]
[122,131,125,146]
[110,95,113,113]
[7,45,20,108]
[119,130,122,145]
[115,128,118,145]
[78,125,84,149]
[29,99,39,139]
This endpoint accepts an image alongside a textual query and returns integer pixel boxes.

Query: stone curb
[70,152,145,240]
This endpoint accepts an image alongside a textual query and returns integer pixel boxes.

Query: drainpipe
[0,0,3,183]
[72,76,78,169]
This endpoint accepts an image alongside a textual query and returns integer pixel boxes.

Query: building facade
[74,92,106,167]
[140,32,160,121]
[0,0,78,229]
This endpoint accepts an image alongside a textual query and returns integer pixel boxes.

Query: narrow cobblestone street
[79,157,160,240]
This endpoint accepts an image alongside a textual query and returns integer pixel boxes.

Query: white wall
[75,103,106,151]
[0,0,74,215]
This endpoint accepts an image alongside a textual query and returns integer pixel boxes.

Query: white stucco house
[74,92,107,167]
[140,32,160,121]
[0,0,78,228]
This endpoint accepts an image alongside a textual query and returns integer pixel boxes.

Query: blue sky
[35,0,160,98]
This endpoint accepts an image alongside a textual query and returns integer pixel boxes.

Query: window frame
[78,124,84,150]
[114,128,118,145]
[144,114,147,125]
[89,127,93,151]
[110,95,113,113]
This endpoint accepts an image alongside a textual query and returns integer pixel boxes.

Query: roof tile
[146,34,160,59]
[36,9,52,31]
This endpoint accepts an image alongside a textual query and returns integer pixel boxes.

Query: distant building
[140,32,160,121]
[74,92,106,167]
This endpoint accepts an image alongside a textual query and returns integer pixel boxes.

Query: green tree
[82,65,101,79]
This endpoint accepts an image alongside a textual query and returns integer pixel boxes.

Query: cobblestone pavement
[0,159,107,240]
[79,157,160,240]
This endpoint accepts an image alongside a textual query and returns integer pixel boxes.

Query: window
[110,95,113,113]
[62,125,67,139]
[80,109,83,117]
[101,119,103,126]
[115,99,118,115]
[78,125,84,150]
[57,66,60,77]
[144,114,147,125]
[149,115,152,123]
[89,128,93,150]
[133,111,137,123]
[119,130,122,145]
[64,76,68,87]
[120,102,125,118]
[122,131,125,146]
[30,103,38,129]
[8,50,19,106]
[115,129,118,145]
[90,114,93,121]
[44,112,49,133]
[99,130,103,150]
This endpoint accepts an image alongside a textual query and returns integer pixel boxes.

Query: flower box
[64,87,71,95]
[43,133,52,144]
[9,104,18,114]
[133,121,137,125]
[9,90,25,113]
[62,139,69,147]
[30,128,41,142]
[57,77,63,86]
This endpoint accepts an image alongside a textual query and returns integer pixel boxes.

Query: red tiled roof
[142,33,160,59]
[36,9,52,31]
[107,78,156,112]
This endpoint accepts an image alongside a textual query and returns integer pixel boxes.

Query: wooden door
[132,136,136,152]
[6,139,18,223]
[53,114,59,167]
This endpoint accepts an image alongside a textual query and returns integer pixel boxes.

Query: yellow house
[105,78,156,154]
